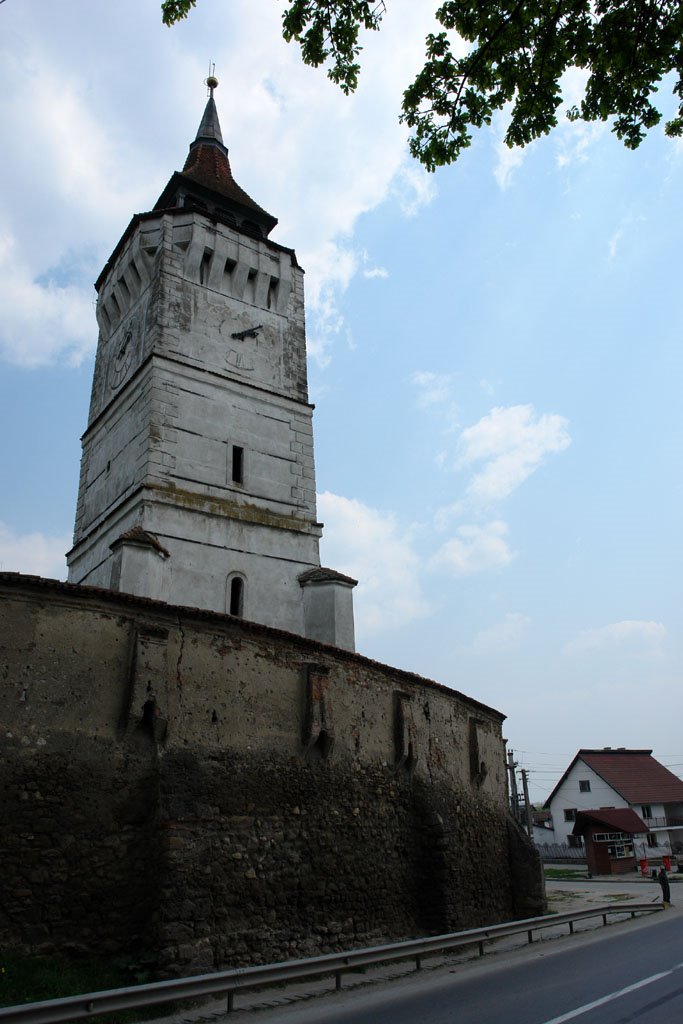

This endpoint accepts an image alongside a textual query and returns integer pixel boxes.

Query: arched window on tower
[227,574,245,617]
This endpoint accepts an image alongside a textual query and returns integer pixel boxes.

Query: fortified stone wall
[0,574,543,972]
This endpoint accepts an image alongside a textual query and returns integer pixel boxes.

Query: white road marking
[540,963,683,1024]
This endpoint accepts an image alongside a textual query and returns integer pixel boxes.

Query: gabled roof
[572,807,649,836]
[545,748,683,807]
[298,567,358,587]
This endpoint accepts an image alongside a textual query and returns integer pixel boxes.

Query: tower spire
[191,68,225,152]
[153,76,278,237]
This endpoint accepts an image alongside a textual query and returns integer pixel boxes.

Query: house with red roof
[543,748,683,868]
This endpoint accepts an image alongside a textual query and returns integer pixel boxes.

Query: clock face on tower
[108,317,139,391]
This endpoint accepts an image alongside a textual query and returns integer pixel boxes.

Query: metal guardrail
[0,902,663,1024]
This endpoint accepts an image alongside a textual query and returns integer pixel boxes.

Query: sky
[1,0,681,804]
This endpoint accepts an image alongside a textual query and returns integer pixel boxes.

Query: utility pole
[507,749,519,821]
[521,768,533,838]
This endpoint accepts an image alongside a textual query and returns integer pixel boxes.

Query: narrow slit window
[229,577,244,617]
[232,445,244,484]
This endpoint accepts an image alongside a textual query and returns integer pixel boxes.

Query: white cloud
[433,501,465,529]
[492,67,608,180]
[413,370,456,410]
[0,523,70,579]
[472,612,532,654]
[607,215,646,262]
[0,233,95,367]
[564,620,667,656]
[431,520,515,575]
[0,0,439,370]
[494,139,528,190]
[553,68,609,168]
[391,162,438,216]
[457,404,571,503]
[492,103,532,189]
[608,227,625,261]
[363,267,389,280]
[304,243,358,366]
[317,491,431,634]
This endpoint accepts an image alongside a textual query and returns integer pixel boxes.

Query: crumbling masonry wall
[0,574,544,972]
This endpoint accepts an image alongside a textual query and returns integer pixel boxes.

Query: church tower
[67,80,356,649]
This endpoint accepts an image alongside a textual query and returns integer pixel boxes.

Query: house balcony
[643,817,683,830]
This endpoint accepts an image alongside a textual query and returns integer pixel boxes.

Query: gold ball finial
[205,62,218,96]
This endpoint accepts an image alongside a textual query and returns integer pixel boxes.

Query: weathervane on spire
[205,61,218,98]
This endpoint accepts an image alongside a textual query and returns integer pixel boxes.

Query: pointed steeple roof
[193,94,225,148]
[154,80,277,238]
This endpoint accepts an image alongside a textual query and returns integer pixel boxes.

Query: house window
[592,831,635,857]
[568,835,584,848]
[647,833,658,848]
[231,445,244,484]
[579,780,591,793]
[564,808,577,822]
[641,805,652,819]
[607,840,634,859]
[228,576,244,617]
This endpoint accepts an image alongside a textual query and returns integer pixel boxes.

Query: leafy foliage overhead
[161,0,683,171]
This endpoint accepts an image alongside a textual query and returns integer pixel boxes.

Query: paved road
[239,909,683,1024]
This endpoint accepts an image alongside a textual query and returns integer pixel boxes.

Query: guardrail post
[602,914,607,926]
[478,941,484,957]
[569,921,574,935]
[335,970,342,991]
[527,930,533,944]
[415,954,422,971]
[227,990,234,1013]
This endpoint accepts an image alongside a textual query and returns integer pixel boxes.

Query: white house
[544,748,683,864]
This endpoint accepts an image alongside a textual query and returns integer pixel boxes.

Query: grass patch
[544,868,589,880]
[0,952,163,1023]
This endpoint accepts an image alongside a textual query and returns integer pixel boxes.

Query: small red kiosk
[572,807,649,876]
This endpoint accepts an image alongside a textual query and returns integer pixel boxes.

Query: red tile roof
[153,93,278,237]
[572,807,649,835]
[180,143,273,221]
[581,749,683,803]
[545,748,683,807]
